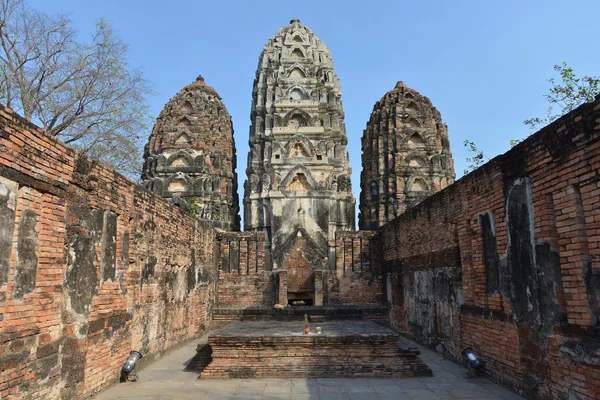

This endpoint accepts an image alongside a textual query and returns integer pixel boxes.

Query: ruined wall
[378,96,600,399]
[324,231,384,305]
[0,105,218,400]
[213,230,384,309]
[215,231,270,308]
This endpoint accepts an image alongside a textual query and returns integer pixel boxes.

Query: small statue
[303,313,310,335]
[250,174,259,193]
[262,173,271,193]
[310,89,318,102]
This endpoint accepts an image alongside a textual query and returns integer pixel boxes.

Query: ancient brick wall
[216,231,270,307]
[325,231,384,305]
[214,230,384,308]
[0,105,218,400]
[377,96,600,399]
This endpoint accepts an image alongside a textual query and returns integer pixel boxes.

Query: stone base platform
[199,320,432,379]
[211,305,389,328]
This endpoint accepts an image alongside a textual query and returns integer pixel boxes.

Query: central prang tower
[244,19,355,279]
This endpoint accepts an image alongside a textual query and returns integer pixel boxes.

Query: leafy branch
[464,62,599,174]
[523,62,600,131]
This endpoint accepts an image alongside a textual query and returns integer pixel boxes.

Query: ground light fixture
[462,347,484,377]
[120,350,143,382]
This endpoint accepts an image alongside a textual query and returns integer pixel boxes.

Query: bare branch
[0,0,154,178]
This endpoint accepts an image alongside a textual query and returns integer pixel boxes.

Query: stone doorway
[281,230,325,305]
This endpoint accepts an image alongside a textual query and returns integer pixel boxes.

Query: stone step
[212,305,389,322]
[199,320,432,379]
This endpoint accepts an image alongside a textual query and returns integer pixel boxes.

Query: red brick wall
[0,105,218,400]
[216,231,270,307]
[327,231,384,305]
[214,230,384,308]
[378,97,600,399]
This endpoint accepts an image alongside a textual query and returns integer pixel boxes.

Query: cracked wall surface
[243,19,355,272]
[0,105,218,400]
[378,96,600,399]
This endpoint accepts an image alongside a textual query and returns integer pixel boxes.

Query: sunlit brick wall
[0,105,218,400]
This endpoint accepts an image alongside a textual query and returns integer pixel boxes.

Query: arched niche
[285,173,312,190]
[167,178,187,192]
[280,166,317,190]
[430,154,443,169]
[409,178,429,192]
[408,133,425,148]
[283,108,311,128]
[166,151,193,167]
[334,144,343,159]
[290,48,304,58]
[289,67,306,79]
[180,101,193,113]
[290,88,304,101]
[406,155,427,168]
[408,118,420,128]
[170,155,189,167]
[285,134,314,157]
[406,102,419,112]
[177,117,191,127]
[173,133,191,145]
[289,142,311,158]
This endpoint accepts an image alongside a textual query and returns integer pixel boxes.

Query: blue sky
[30,0,600,224]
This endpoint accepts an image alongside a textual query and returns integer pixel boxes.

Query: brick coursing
[0,104,218,400]
[378,96,600,399]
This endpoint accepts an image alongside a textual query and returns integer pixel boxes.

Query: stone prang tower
[244,19,355,275]
[359,82,455,230]
[142,76,240,231]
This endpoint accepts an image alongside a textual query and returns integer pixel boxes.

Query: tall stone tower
[244,19,355,277]
[359,81,455,230]
[142,76,240,231]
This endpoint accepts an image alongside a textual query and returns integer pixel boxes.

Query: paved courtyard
[93,333,524,400]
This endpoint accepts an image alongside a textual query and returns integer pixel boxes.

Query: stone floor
[214,319,397,337]
[93,333,524,400]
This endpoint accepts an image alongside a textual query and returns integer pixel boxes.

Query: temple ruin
[243,19,355,303]
[359,81,455,230]
[1,18,599,400]
[142,76,240,231]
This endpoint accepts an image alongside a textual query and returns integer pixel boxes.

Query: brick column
[314,270,323,306]
[276,270,288,306]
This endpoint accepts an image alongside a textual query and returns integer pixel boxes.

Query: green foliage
[464,62,599,175]
[509,139,521,148]
[524,62,600,131]
[463,140,488,175]
[315,76,323,93]
[186,197,203,217]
